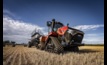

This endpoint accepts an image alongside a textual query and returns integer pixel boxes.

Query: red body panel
[44,32,58,41]
[57,26,68,35]
[41,26,68,42]
[48,32,58,36]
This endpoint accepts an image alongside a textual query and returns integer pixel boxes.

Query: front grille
[72,34,83,43]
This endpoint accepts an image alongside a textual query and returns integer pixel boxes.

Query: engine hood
[68,27,84,35]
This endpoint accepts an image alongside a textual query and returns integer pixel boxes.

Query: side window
[48,25,54,33]
[54,24,63,31]
[48,27,52,33]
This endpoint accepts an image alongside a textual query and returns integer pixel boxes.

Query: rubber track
[50,37,64,53]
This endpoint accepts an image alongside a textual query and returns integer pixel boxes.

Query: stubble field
[3,45,104,65]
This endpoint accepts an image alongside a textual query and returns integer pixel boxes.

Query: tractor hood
[67,27,84,35]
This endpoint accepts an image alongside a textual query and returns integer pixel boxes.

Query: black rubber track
[50,37,64,53]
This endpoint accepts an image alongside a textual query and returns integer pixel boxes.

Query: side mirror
[67,23,69,26]
[47,21,52,27]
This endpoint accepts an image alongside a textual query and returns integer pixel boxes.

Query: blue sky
[3,0,104,44]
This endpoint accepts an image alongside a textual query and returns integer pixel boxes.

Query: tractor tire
[28,42,32,48]
[34,42,40,49]
[34,44,38,48]
[46,37,64,53]
[37,42,46,50]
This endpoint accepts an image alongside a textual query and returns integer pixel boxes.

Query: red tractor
[28,19,84,53]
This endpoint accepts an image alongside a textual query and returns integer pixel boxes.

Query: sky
[3,0,104,44]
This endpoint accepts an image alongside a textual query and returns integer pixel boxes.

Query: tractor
[28,19,84,53]
[28,29,43,48]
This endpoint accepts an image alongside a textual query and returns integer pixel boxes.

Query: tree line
[3,40,16,47]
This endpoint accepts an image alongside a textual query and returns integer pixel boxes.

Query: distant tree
[23,43,27,47]
[11,41,16,47]
[3,40,10,44]
[11,41,15,44]
[3,40,11,46]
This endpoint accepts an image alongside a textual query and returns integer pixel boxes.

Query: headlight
[78,35,82,37]
[67,29,74,34]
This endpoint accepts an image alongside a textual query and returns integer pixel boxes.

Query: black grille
[72,34,83,43]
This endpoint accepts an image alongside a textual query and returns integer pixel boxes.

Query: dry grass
[3,45,104,65]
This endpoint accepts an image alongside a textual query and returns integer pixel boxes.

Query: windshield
[48,22,64,33]
[53,23,63,31]
[48,27,52,33]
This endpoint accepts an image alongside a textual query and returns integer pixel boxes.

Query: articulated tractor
[28,19,84,53]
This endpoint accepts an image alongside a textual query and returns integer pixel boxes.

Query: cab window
[54,23,63,31]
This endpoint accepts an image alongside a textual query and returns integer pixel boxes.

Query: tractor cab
[47,19,64,34]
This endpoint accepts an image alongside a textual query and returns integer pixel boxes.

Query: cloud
[82,33,104,44]
[3,9,21,19]
[3,9,16,17]
[73,24,104,44]
[3,15,104,44]
[3,15,47,43]
[73,24,104,31]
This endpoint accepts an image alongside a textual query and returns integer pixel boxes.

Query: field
[3,45,104,65]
